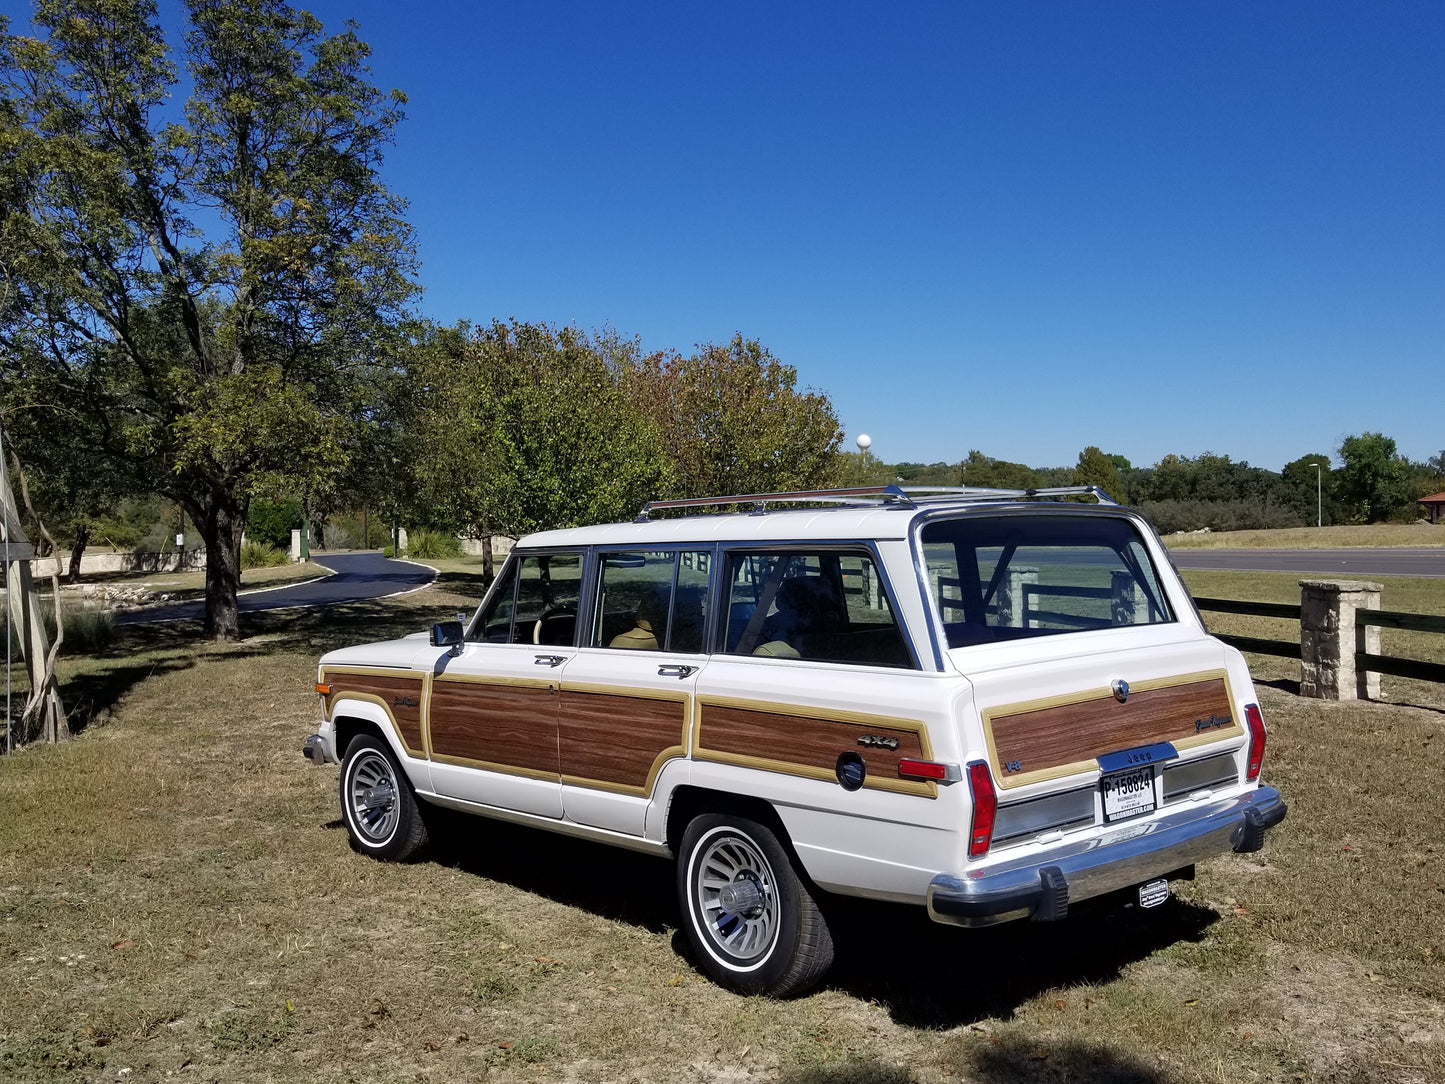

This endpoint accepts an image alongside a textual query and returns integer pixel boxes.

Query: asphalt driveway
[115,551,437,625]
[1168,546,1445,579]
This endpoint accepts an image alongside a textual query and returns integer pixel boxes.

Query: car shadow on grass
[426,813,679,935]
[818,892,1218,1028]
[775,1034,1179,1084]
[416,809,1217,1030]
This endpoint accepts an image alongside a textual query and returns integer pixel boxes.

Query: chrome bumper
[927,785,1286,928]
[302,732,336,765]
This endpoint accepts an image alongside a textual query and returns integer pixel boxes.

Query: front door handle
[534,654,566,668]
[658,664,697,679]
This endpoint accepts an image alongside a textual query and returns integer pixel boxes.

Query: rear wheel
[339,734,429,861]
[677,814,834,996]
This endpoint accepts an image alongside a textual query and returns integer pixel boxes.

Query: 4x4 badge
[857,734,900,750]
[1112,679,1130,703]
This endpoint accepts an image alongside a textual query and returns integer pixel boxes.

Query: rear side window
[590,550,711,653]
[920,516,1173,649]
[722,550,912,668]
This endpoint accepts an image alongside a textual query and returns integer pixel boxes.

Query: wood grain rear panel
[324,671,425,755]
[558,690,687,790]
[430,677,560,776]
[696,700,934,796]
[986,674,1239,788]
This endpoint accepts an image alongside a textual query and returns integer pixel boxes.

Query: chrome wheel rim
[347,750,399,844]
[692,830,779,964]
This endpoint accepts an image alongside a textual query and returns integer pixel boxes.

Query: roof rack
[634,484,1117,521]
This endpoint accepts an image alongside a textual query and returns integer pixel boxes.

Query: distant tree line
[876,434,1444,534]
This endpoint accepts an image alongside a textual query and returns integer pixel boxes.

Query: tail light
[966,760,997,858]
[1244,703,1266,782]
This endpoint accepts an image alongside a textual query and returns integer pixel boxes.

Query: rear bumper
[927,785,1286,927]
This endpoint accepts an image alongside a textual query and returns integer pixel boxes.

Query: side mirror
[430,620,465,656]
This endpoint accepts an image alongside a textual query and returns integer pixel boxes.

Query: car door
[691,547,963,900]
[558,548,712,836]
[426,550,584,819]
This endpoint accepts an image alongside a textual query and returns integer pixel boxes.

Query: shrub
[404,528,462,559]
[325,511,391,549]
[3,604,116,656]
[247,498,301,549]
[240,541,288,569]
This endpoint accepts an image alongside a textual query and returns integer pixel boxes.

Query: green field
[0,568,1441,1082]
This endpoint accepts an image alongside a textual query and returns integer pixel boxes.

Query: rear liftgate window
[920,516,1174,649]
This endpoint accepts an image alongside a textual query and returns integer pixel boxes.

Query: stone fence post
[996,566,1038,627]
[1299,580,1382,700]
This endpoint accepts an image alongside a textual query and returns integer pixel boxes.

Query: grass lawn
[0,570,1441,1082]
[1163,524,1445,549]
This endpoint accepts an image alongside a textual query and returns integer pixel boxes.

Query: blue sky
[53,0,1445,471]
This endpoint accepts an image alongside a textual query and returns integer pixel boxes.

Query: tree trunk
[65,523,90,584]
[186,489,247,642]
[480,533,495,586]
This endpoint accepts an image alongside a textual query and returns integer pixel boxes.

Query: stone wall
[29,548,203,577]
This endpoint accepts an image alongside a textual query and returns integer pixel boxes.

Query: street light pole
[1308,462,1322,527]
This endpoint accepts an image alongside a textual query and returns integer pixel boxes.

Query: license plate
[1101,765,1156,823]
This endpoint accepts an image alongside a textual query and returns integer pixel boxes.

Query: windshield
[919,515,1174,649]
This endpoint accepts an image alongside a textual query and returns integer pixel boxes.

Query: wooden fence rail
[1355,610,1445,684]
[1193,593,1445,688]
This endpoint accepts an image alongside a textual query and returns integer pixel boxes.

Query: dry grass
[0,569,1442,1081]
[1164,524,1445,549]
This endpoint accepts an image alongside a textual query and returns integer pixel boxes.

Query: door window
[591,550,711,654]
[474,553,584,645]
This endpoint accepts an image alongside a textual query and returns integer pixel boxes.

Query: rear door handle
[534,654,566,668]
[657,664,697,679]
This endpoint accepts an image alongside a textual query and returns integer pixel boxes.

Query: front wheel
[677,814,834,997]
[339,734,429,861]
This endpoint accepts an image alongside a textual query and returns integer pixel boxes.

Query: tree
[957,450,1041,489]
[1281,453,1336,526]
[1337,432,1413,523]
[0,0,416,640]
[1071,446,1124,497]
[400,321,673,540]
[623,335,843,498]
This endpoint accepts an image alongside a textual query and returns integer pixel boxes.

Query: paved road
[115,551,437,625]
[1169,546,1445,579]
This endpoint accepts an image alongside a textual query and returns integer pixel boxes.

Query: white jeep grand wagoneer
[304,486,1286,996]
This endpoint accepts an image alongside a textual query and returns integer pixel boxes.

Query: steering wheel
[532,605,577,645]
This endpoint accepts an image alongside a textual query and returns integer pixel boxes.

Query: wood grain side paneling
[430,677,560,777]
[558,690,687,791]
[986,675,1239,788]
[324,671,425,755]
[696,700,934,796]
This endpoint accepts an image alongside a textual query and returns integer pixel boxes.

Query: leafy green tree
[0,0,416,639]
[400,321,673,540]
[1281,453,1336,526]
[1337,432,1413,523]
[1071,446,1124,498]
[623,335,843,498]
[957,450,1041,489]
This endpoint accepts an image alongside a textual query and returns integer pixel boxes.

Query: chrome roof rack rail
[634,485,1117,522]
